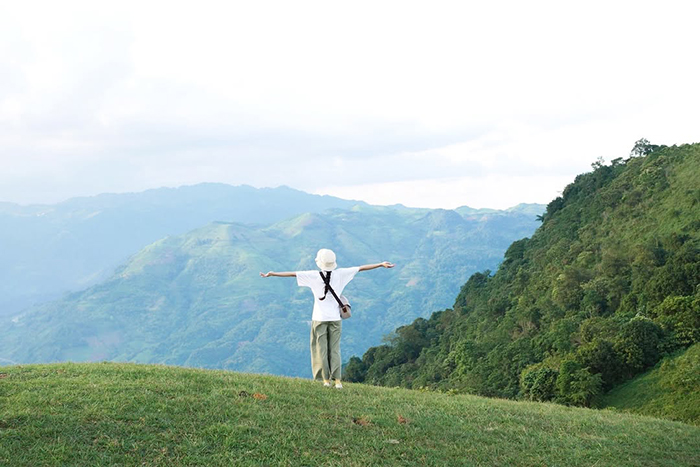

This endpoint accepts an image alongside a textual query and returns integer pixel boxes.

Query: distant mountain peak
[421,209,466,228]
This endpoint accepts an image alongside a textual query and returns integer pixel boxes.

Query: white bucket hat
[315,248,337,271]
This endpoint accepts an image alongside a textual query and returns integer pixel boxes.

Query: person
[260,248,394,388]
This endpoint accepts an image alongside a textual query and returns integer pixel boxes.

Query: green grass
[600,344,700,425]
[1,363,698,466]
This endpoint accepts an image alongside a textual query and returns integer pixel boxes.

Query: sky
[1,1,698,209]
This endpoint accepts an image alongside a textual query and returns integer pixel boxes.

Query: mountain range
[0,184,364,317]
[0,186,544,376]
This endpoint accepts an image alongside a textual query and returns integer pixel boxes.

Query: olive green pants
[310,320,342,381]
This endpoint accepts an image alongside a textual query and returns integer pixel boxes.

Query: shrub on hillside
[576,338,622,389]
[344,356,367,383]
[556,360,602,407]
[614,316,664,376]
[520,365,559,402]
[653,295,700,348]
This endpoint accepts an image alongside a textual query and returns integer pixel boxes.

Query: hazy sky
[1,1,698,209]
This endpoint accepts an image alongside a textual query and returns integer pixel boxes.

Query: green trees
[520,360,603,406]
[520,366,558,402]
[653,295,700,347]
[577,338,621,389]
[614,317,664,375]
[552,267,589,311]
[350,142,700,409]
[343,356,367,383]
[556,360,602,407]
[631,138,667,157]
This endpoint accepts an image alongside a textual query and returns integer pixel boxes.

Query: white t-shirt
[297,267,360,321]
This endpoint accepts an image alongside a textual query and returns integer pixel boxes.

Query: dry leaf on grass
[252,393,268,401]
[352,416,371,427]
[397,414,409,424]
[0,374,8,379]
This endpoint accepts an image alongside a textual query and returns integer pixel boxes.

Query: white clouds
[315,173,572,211]
[0,1,698,206]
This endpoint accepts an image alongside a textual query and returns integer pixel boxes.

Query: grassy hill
[0,204,542,377]
[600,343,700,425]
[1,363,698,467]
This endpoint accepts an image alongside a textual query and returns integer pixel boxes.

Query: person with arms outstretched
[260,248,394,388]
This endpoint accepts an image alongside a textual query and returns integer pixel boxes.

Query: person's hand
[382,262,395,268]
[260,271,273,278]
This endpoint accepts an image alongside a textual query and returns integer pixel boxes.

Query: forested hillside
[346,142,700,414]
[0,203,542,376]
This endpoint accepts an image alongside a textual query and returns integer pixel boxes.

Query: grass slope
[600,343,700,425]
[1,363,698,466]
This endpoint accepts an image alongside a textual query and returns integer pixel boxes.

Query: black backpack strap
[319,271,344,308]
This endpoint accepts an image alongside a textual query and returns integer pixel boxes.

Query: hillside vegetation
[0,203,542,377]
[346,142,700,417]
[1,363,698,466]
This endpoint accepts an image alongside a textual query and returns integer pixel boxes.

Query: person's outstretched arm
[358,262,395,272]
[260,271,297,278]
